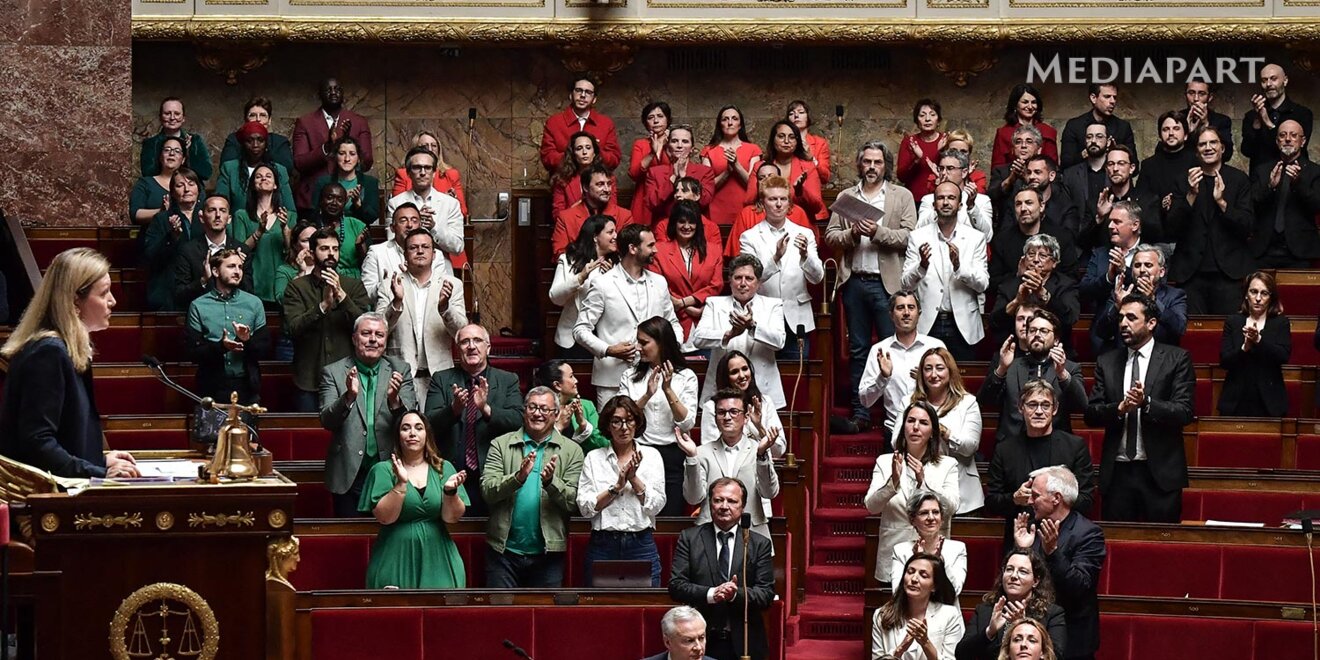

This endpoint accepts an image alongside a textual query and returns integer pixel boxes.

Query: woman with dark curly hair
[956,549,1067,660]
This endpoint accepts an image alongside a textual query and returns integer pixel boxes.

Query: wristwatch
[607,484,621,496]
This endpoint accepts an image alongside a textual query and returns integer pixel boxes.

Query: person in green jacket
[535,359,608,452]
[215,121,296,216]
[139,97,212,182]
[311,136,381,226]
[231,163,297,303]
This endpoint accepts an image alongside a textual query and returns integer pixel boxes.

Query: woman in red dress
[896,98,947,201]
[629,101,672,188]
[787,100,832,185]
[991,84,1058,169]
[550,131,607,220]
[636,125,714,227]
[701,105,761,227]
[649,200,723,342]
[753,120,825,220]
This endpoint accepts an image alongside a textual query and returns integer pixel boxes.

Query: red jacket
[632,162,716,229]
[743,157,826,220]
[628,137,670,185]
[991,121,1060,169]
[700,142,762,226]
[804,133,833,184]
[553,199,634,257]
[654,214,723,249]
[552,174,618,221]
[540,107,622,172]
[648,240,725,340]
[291,108,373,209]
[896,133,946,202]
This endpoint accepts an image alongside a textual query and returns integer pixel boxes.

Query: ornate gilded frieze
[187,511,256,528]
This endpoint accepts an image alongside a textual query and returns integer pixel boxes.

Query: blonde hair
[946,128,976,154]
[411,131,448,169]
[1,247,110,372]
[996,617,1057,660]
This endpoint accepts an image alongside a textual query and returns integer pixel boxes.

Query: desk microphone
[141,355,210,407]
[502,639,534,660]
[740,512,752,660]
[468,107,478,131]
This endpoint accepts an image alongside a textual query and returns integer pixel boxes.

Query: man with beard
[427,324,525,518]
[376,229,468,397]
[283,227,372,412]
[738,176,824,360]
[553,163,634,256]
[385,147,466,275]
[916,150,994,239]
[1180,81,1235,163]
[691,254,786,408]
[292,77,374,211]
[540,76,622,172]
[1079,199,1142,306]
[901,181,988,362]
[990,188,1076,296]
[1136,110,1199,225]
[1001,155,1080,239]
[1085,294,1195,523]
[1250,119,1320,268]
[988,124,1042,221]
[825,140,916,434]
[980,310,1087,445]
[1241,63,1314,173]
[1059,83,1137,169]
[1080,144,1161,248]
[574,224,683,406]
[171,194,253,310]
[680,388,781,541]
[185,248,268,407]
[1164,126,1254,314]
[989,235,1079,354]
[985,379,1093,545]
[1090,244,1186,356]
[1059,121,1111,222]
[859,291,946,442]
[319,312,415,517]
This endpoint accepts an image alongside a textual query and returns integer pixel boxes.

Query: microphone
[740,512,752,660]
[835,104,845,126]
[141,355,206,405]
[468,107,478,131]
[740,512,752,529]
[788,324,807,463]
[502,639,534,659]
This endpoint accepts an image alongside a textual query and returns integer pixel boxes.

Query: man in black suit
[986,378,1094,541]
[1137,110,1199,230]
[989,188,1077,297]
[641,606,717,660]
[1241,63,1314,173]
[1250,119,1320,269]
[171,195,252,310]
[1180,81,1235,162]
[988,234,1080,353]
[1059,83,1137,169]
[1076,145,1162,249]
[1085,294,1195,523]
[424,323,524,517]
[1013,465,1105,660]
[669,477,775,660]
[980,310,1088,444]
[1089,244,1187,357]
[1163,125,1255,315]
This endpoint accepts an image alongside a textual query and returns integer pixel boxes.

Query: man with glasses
[680,388,781,540]
[916,149,994,239]
[540,76,622,172]
[989,234,1079,354]
[425,324,524,517]
[985,379,1094,542]
[978,310,1087,446]
[481,386,584,587]
[386,147,465,276]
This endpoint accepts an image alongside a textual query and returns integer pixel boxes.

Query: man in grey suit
[319,312,417,517]
[640,606,717,660]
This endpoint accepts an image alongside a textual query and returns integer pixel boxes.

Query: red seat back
[311,608,422,660]
[1104,542,1220,599]
[1195,432,1282,469]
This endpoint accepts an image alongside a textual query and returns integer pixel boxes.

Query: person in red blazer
[653,177,723,249]
[539,76,621,173]
[551,132,613,220]
[787,100,833,185]
[390,130,468,216]
[753,120,826,220]
[649,200,725,341]
[896,99,946,202]
[553,163,634,257]
[991,84,1059,170]
[635,126,715,227]
[629,101,672,187]
[701,105,762,227]
[291,77,373,211]
[726,162,817,259]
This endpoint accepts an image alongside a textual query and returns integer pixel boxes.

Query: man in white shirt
[901,181,989,363]
[858,291,946,443]
[374,229,467,396]
[690,253,786,408]
[573,224,683,407]
[738,175,824,361]
[361,203,423,301]
[386,147,464,276]
[679,389,780,540]
[917,149,994,240]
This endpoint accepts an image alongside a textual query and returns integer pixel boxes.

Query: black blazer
[956,601,1068,660]
[1030,511,1105,658]
[1059,112,1137,169]
[668,523,776,660]
[171,235,253,310]
[423,365,524,474]
[1163,164,1255,283]
[1218,314,1292,417]
[1084,342,1196,493]
[989,271,1080,345]
[984,429,1095,532]
[0,337,107,477]
[1249,158,1320,259]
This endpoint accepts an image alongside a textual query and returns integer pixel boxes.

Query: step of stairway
[826,432,887,459]
[785,638,866,660]
[819,482,868,509]
[819,456,877,484]
[810,536,865,568]
[795,594,867,641]
[804,564,865,597]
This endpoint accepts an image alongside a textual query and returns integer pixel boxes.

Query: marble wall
[132,42,1318,326]
[2,0,132,227]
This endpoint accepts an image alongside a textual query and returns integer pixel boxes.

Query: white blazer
[899,223,989,346]
[548,254,605,350]
[936,394,985,514]
[738,221,824,332]
[699,398,786,458]
[572,264,683,387]
[916,189,995,241]
[689,294,787,408]
[386,189,465,263]
[683,435,781,536]
[375,269,467,376]
[890,538,968,595]
[863,453,960,583]
[871,601,964,660]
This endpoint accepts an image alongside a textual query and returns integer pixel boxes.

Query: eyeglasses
[715,408,744,418]
[162,147,184,155]
[573,87,596,97]
[408,164,436,171]
[609,418,636,428]
[526,404,558,415]
[1022,402,1054,411]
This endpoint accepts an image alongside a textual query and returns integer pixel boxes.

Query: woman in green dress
[360,410,469,589]
[311,136,380,226]
[231,163,296,303]
[315,181,368,279]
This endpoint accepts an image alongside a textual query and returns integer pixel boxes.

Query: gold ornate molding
[74,512,144,530]
[926,43,999,87]
[187,511,255,528]
[194,42,273,85]
[133,18,1320,44]
[110,583,220,660]
[556,42,637,79]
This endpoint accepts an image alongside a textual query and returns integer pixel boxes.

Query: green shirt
[354,358,381,459]
[506,434,548,556]
[571,398,609,452]
[186,288,266,379]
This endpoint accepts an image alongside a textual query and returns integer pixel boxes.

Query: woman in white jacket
[911,347,984,514]
[548,215,616,357]
[872,552,964,660]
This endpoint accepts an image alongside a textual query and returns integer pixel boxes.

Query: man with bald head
[1250,119,1320,268]
[1241,63,1313,172]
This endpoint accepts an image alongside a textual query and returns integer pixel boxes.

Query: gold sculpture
[265,536,301,590]
[110,582,220,660]
[203,392,265,483]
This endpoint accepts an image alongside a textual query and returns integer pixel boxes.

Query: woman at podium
[360,410,469,588]
[0,248,139,478]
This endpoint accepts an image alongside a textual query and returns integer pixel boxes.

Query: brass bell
[207,392,261,482]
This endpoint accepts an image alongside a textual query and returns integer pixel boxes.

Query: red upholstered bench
[1194,490,1306,526]
[1128,614,1254,659]
[1102,542,1220,599]
[1296,433,1320,470]
[1194,431,1283,469]
[297,535,372,590]
[312,608,423,659]
[1180,321,1221,364]
[422,608,535,658]
[1221,545,1320,605]
[961,536,1003,593]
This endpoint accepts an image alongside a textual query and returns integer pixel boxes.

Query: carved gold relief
[556,42,637,79]
[188,511,255,528]
[1288,45,1320,73]
[194,42,273,85]
[156,511,175,531]
[40,513,59,533]
[74,512,143,530]
[926,43,999,87]
[266,536,301,590]
[110,583,220,660]
[267,508,288,528]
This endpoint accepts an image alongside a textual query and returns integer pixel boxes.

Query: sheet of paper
[135,460,206,479]
[829,194,885,224]
[1203,519,1266,528]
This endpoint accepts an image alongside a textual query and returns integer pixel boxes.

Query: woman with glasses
[1219,270,1292,417]
[130,135,185,227]
[957,549,1066,660]
[576,395,666,586]
[890,491,967,596]
[752,120,825,220]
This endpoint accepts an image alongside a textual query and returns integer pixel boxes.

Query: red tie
[464,395,479,472]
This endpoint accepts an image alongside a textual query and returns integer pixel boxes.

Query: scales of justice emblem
[110,583,220,660]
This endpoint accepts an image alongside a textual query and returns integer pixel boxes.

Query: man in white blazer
[680,388,781,540]
[362,203,433,301]
[738,175,824,361]
[385,147,465,275]
[690,253,786,408]
[574,224,683,407]
[374,228,468,396]
[916,149,995,240]
[901,181,989,363]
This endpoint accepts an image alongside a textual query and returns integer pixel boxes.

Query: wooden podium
[24,469,297,660]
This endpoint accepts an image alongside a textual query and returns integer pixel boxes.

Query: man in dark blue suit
[1014,465,1105,660]
[1089,244,1186,357]
[640,606,718,660]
